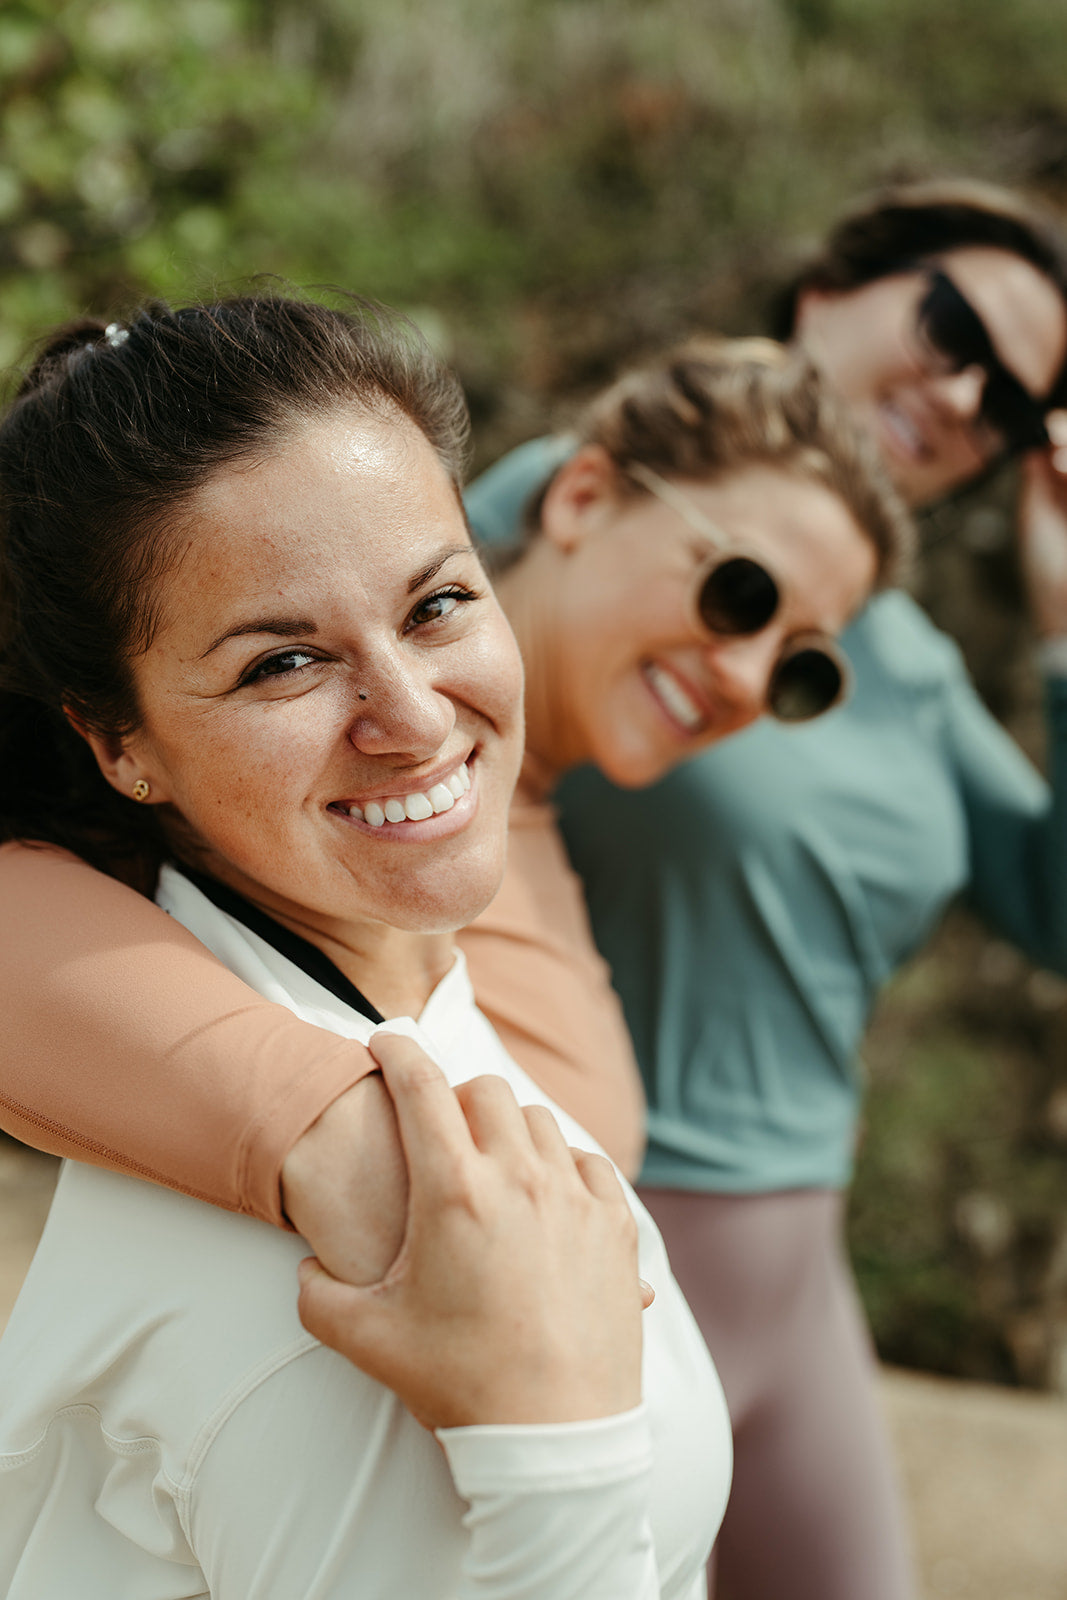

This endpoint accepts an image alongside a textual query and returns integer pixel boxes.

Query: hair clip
[104,323,129,348]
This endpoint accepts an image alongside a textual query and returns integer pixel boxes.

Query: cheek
[462,614,526,732]
[155,700,335,827]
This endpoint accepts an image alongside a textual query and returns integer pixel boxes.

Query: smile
[331,758,472,829]
[879,399,931,463]
[642,661,709,735]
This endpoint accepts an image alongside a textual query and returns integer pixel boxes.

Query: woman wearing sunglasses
[0,339,902,1255]
[468,178,1067,1600]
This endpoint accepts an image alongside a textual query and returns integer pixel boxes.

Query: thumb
[297,1256,386,1362]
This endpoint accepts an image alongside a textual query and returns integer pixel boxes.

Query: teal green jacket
[465,439,1067,1191]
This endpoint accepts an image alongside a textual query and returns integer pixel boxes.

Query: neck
[181,855,456,1019]
[288,917,457,1020]
[495,543,588,796]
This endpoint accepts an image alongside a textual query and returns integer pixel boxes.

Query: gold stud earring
[132,779,150,802]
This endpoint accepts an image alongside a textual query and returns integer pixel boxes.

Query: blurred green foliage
[853,914,1067,1390]
[6,0,1067,443]
[4,0,1067,1387]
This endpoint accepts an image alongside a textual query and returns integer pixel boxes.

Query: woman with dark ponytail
[0,293,737,1598]
[0,309,903,1594]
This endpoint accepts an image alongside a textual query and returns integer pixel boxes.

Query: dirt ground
[3,1139,1065,1597]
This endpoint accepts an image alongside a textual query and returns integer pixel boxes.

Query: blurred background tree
[5,0,1067,1390]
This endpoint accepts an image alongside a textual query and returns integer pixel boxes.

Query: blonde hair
[569,336,913,587]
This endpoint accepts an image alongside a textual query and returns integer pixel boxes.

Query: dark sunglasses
[628,463,850,723]
[914,269,1051,455]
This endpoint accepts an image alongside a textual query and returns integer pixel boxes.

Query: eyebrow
[407,544,475,593]
[200,615,318,660]
[199,545,476,659]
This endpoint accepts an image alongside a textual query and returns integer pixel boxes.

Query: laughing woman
[0,297,731,1599]
[0,336,907,1250]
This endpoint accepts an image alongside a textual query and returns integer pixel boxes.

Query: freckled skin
[102,407,525,998]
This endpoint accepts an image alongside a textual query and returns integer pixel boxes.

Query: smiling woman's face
[534,456,878,789]
[113,406,525,942]
[795,245,1067,507]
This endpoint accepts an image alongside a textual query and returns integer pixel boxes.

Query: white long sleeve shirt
[0,869,731,1598]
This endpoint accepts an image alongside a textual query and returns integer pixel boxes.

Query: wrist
[281,1070,409,1284]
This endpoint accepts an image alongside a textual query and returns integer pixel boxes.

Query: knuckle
[458,1073,520,1110]
[513,1157,552,1205]
[431,1154,483,1214]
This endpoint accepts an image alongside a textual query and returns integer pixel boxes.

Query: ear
[539,444,624,553]
[64,708,166,805]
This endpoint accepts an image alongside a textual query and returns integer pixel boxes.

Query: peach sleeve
[0,841,376,1226]
[457,789,647,1178]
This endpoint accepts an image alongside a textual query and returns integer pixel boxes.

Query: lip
[641,659,714,739]
[328,753,479,842]
[331,750,474,811]
[877,396,934,465]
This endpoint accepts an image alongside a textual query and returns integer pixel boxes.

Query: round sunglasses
[627,463,850,723]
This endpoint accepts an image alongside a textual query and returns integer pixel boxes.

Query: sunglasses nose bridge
[928,362,987,419]
[703,629,782,713]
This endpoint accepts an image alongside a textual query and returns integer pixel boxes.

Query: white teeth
[645,663,704,732]
[882,402,925,459]
[342,761,471,828]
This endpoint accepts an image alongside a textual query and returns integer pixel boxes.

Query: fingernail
[297,1257,317,1285]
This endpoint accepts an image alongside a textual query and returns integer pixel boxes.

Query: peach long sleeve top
[0,774,646,1220]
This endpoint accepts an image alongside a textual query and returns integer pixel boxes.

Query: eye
[406,585,479,631]
[240,649,319,686]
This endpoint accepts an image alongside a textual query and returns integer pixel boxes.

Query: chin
[593,751,668,791]
[390,855,509,935]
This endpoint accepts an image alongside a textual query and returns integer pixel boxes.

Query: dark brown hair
[774,178,1067,405]
[0,293,470,878]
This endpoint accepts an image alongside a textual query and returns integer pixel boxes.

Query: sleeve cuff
[436,1404,652,1495]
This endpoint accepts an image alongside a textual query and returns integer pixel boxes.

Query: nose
[704,633,780,726]
[345,649,456,759]
[928,363,986,422]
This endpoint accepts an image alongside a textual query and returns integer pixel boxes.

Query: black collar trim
[179,867,386,1026]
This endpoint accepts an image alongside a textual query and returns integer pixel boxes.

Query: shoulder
[14,1161,312,1365]
[847,589,965,688]
[464,435,576,546]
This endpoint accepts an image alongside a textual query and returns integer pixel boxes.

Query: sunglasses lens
[699,557,779,635]
[768,647,843,722]
[981,375,1050,453]
[920,272,1049,454]
[919,274,985,370]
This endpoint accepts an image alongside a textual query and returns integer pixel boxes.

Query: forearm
[0,841,376,1223]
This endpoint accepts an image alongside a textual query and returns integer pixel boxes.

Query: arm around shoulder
[0,840,379,1223]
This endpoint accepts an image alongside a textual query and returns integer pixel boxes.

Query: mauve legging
[640,1188,916,1600]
